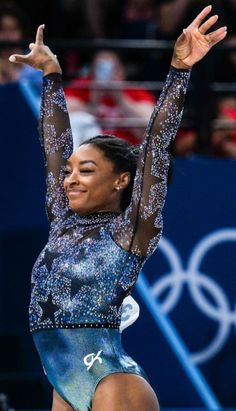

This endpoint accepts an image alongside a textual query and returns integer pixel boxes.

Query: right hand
[9,25,62,76]
[171,5,227,69]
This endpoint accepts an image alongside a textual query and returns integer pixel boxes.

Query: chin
[69,201,91,215]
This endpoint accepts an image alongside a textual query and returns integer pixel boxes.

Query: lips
[67,189,87,196]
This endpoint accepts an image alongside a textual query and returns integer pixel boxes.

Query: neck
[76,205,122,217]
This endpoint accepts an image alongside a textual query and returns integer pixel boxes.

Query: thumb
[175,28,189,47]
[9,54,29,64]
[182,28,191,41]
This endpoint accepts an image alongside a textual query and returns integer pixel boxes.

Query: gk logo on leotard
[84,350,103,370]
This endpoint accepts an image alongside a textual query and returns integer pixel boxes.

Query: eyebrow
[66,160,98,166]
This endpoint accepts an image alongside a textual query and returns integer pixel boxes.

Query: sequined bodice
[29,68,190,333]
[30,214,142,332]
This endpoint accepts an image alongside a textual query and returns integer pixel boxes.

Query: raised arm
[39,73,73,221]
[10,26,73,222]
[112,6,227,257]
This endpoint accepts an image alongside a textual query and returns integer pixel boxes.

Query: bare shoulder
[92,372,160,411]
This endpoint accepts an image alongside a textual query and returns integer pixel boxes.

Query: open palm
[172,5,227,69]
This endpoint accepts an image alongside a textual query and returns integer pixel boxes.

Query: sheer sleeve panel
[39,73,73,222]
[112,67,191,257]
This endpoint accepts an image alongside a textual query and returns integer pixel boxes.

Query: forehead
[68,144,113,168]
[71,144,103,160]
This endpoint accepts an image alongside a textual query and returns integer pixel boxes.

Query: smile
[67,190,87,196]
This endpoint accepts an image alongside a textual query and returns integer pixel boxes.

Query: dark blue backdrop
[0,83,235,409]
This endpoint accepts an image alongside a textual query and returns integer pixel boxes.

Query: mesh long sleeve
[39,73,73,222]
[112,67,191,257]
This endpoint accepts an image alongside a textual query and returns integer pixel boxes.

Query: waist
[30,322,120,333]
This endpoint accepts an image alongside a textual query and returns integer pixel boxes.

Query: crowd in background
[0,0,236,158]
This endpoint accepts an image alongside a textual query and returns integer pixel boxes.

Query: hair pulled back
[80,135,140,211]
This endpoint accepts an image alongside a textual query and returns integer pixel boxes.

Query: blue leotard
[29,68,190,411]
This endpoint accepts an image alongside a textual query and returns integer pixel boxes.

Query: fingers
[35,24,45,45]
[9,40,37,64]
[198,14,218,34]
[190,5,212,28]
[9,53,30,64]
[206,26,227,47]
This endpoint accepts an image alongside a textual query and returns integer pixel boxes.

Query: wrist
[171,56,192,70]
[43,60,62,76]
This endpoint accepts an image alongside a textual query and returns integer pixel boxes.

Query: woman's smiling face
[63,144,130,215]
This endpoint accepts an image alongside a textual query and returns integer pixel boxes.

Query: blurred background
[0,0,235,410]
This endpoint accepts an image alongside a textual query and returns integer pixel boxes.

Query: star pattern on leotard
[38,248,58,273]
[38,292,60,322]
[70,278,82,299]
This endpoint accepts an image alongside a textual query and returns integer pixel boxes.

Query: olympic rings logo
[149,228,236,364]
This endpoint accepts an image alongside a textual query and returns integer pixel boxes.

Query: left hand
[171,5,227,69]
[9,25,61,76]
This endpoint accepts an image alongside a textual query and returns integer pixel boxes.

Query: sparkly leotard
[30,68,190,411]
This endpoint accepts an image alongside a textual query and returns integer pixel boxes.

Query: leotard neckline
[75,211,120,226]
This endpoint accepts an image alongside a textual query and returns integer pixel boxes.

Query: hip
[32,327,148,410]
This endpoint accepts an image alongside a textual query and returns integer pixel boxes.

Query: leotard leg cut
[33,328,148,411]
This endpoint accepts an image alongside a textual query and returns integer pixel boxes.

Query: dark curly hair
[80,135,139,211]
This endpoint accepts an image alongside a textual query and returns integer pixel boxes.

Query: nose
[65,170,80,187]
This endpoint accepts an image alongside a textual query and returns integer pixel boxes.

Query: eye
[80,169,94,173]
[63,167,72,175]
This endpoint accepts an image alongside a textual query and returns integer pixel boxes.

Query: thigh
[52,389,74,411]
[92,373,160,411]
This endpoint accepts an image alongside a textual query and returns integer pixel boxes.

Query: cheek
[89,175,115,197]
[91,181,109,195]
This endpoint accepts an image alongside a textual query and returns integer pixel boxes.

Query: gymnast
[9,6,227,411]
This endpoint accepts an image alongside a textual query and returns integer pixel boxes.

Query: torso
[29,212,143,333]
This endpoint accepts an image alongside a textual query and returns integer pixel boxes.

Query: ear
[114,172,131,190]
